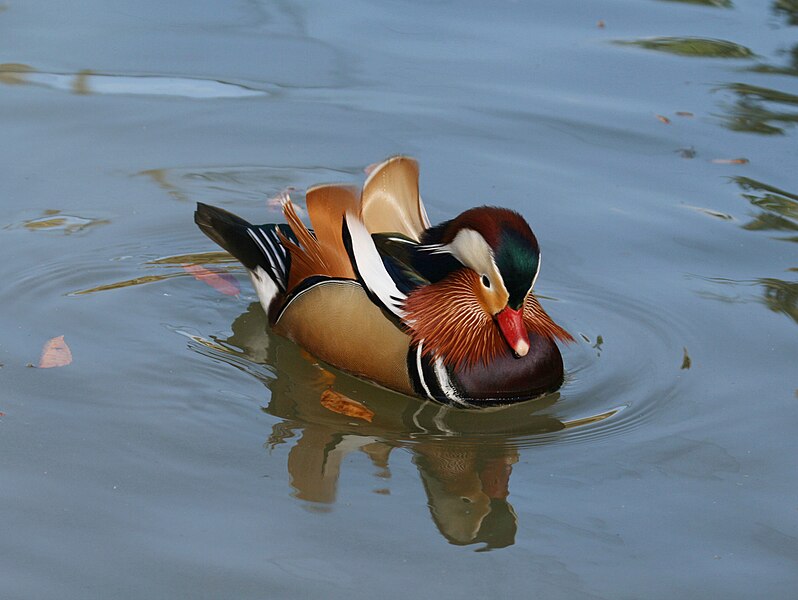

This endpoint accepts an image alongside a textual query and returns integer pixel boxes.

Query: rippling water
[2,0,797,598]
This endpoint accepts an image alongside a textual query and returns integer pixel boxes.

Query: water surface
[1,0,797,598]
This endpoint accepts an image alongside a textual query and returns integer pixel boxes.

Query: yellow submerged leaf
[320,390,374,422]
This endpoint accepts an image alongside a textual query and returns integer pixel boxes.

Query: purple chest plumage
[408,333,564,407]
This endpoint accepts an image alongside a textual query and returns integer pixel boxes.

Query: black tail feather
[194,203,260,269]
[194,203,294,294]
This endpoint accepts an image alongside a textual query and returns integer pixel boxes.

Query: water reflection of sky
[2,0,798,596]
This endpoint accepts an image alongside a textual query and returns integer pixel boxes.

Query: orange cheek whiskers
[524,295,574,343]
[403,271,574,369]
[402,270,505,369]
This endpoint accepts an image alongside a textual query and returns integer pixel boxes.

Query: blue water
[1,0,797,598]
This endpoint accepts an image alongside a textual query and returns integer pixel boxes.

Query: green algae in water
[657,0,732,7]
[616,37,755,59]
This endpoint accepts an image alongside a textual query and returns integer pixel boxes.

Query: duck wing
[371,233,464,291]
[342,217,466,326]
[278,184,359,291]
[359,156,431,241]
[371,233,429,295]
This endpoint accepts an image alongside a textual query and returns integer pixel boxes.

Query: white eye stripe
[530,253,541,290]
[445,228,507,297]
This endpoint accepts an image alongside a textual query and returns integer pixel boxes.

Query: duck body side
[194,156,572,407]
[272,278,415,395]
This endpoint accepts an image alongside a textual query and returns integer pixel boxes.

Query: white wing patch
[249,266,279,315]
[531,253,541,290]
[444,228,508,297]
[345,211,407,319]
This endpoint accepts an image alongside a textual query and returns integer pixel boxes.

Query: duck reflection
[279,426,521,548]
[205,301,569,550]
[413,442,520,548]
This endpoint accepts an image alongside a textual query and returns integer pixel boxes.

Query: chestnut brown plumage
[403,269,573,369]
[277,185,357,290]
[194,156,572,406]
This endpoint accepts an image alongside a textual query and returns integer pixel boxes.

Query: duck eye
[481,274,491,289]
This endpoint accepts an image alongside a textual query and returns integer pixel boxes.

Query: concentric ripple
[4,199,692,451]
[527,279,693,447]
[181,273,694,449]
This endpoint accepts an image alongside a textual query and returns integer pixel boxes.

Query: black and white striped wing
[246,224,292,293]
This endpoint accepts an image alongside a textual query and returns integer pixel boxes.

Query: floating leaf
[656,114,671,124]
[711,158,749,164]
[182,264,240,296]
[320,390,374,422]
[684,204,733,220]
[24,217,68,230]
[38,335,73,368]
[19,210,109,234]
[0,63,33,85]
[681,347,692,369]
[591,334,604,357]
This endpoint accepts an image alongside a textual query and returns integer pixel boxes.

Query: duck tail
[194,202,292,295]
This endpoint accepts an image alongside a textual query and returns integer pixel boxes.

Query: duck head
[403,206,572,369]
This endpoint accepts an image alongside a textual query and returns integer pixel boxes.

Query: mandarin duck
[194,156,572,407]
